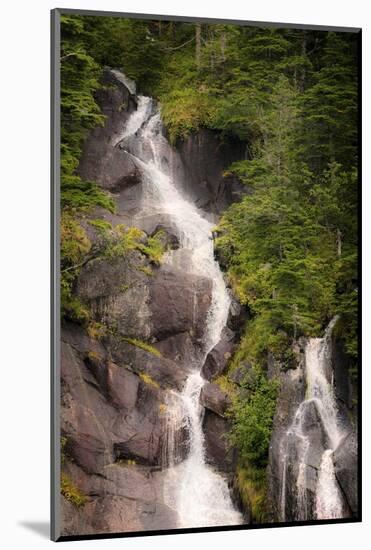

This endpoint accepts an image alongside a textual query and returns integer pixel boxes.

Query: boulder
[154,332,200,367]
[149,266,212,341]
[201,327,236,381]
[61,341,116,474]
[334,431,358,516]
[200,382,231,417]
[203,410,235,472]
[77,68,139,193]
[226,295,248,333]
[76,253,153,341]
[177,128,246,214]
[112,409,162,466]
[109,339,188,391]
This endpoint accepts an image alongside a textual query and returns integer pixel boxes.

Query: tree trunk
[196,23,202,69]
[337,228,342,257]
[220,31,227,63]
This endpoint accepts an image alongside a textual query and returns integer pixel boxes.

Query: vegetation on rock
[60,14,358,522]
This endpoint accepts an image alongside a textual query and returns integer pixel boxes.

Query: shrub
[61,473,87,508]
[227,368,279,469]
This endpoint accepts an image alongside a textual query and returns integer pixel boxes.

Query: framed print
[51,8,361,541]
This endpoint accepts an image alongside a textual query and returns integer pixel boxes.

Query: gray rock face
[149,266,212,342]
[334,431,358,516]
[78,69,138,194]
[61,462,178,536]
[203,410,235,473]
[177,129,246,213]
[76,253,152,341]
[226,295,248,334]
[267,352,306,521]
[200,383,231,417]
[60,70,249,536]
[201,327,235,381]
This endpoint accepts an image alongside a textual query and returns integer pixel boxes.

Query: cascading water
[115,81,242,528]
[280,316,345,521]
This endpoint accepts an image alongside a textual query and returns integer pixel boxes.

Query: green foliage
[138,372,161,388]
[61,213,91,265]
[59,17,358,478]
[137,231,166,264]
[103,225,144,258]
[227,368,279,469]
[123,337,162,358]
[216,73,358,364]
[236,464,268,522]
[138,265,153,277]
[61,472,88,508]
[161,87,217,143]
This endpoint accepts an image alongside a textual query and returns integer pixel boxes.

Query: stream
[116,86,242,528]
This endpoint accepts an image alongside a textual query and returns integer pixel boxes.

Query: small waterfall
[316,449,344,519]
[114,74,242,528]
[280,316,345,521]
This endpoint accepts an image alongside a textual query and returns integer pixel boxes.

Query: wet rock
[61,341,116,474]
[77,68,138,194]
[177,128,247,214]
[332,336,358,416]
[200,382,231,417]
[150,224,180,250]
[76,253,152,341]
[112,408,162,466]
[109,339,187,391]
[203,410,235,473]
[334,431,358,516]
[106,362,139,411]
[149,266,212,341]
[154,331,200,367]
[267,353,306,521]
[201,327,235,381]
[226,295,248,333]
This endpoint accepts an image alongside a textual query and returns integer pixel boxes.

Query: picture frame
[51,8,361,542]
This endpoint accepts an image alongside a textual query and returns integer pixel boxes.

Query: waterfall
[115,79,242,528]
[280,316,344,521]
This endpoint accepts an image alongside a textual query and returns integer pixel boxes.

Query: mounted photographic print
[51,8,361,541]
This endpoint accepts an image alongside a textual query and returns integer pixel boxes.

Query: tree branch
[163,36,195,51]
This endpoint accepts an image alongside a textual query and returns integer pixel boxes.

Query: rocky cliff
[267,331,358,522]
[60,69,247,536]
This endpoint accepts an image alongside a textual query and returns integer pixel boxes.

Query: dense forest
[60,14,359,525]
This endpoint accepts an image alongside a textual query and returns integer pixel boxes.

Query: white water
[113,95,152,146]
[280,316,344,521]
[116,80,242,528]
[316,449,344,519]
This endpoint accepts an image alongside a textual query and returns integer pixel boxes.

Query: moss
[87,321,107,340]
[61,436,68,466]
[61,473,88,508]
[61,213,92,265]
[214,374,238,398]
[138,265,153,276]
[158,403,167,415]
[104,224,144,258]
[116,458,137,466]
[118,283,130,292]
[139,372,160,389]
[122,337,162,358]
[88,218,113,234]
[61,286,91,323]
[138,231,166,264]
[236,464,267,523]
[86,350,102,362]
